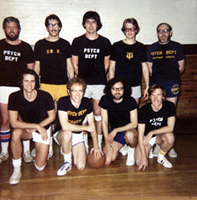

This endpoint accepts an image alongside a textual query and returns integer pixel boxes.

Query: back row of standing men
[0,11,185,184]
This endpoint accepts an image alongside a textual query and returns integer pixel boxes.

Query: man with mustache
[147,23,185,158]
[0,17,34,164]
[99,77,138,166]
[34,14,74,158]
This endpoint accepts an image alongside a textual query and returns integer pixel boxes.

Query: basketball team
[0,11,185,185]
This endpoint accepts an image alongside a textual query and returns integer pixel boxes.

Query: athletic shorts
[53,131,84,147]
[32,127,51,145]
[40,83,68,102]
[111,129,126,146]
[0,86,20,104]
[84,85,105,100]
[131,85,141,99]
[148,136,157,146]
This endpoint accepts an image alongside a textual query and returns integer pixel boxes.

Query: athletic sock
[63,152,72,164]
[23,140,30,153]
[0,130,10,154]
[98,134,103,149]
[158,149,167,161]
[49,136,53,153]
[12,158,22,168]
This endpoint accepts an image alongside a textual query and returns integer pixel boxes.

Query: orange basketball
[87,151,105,169]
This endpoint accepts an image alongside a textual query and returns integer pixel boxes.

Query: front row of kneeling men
[8,69,176,185]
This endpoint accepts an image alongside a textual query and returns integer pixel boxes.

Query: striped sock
[0,130,10,154]
[158,149,166,161]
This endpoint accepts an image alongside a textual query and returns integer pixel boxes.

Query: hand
[107,129,117,143]
[143,89,149,101]
[90,147,104,159]
[143,131,153,146]
[138,156,148,171]
[37,125,47,141]
[103,143,113,155]
[87,124,95,133]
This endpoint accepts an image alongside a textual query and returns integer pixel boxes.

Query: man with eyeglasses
[147,22,185,158]
[53,77,103,176]
[72,11,112,153]
[99,77,138,166]
[34,14,74,158]
[0,16,35,164]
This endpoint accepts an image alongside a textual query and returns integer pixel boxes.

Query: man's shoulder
[37,90,53,99]
[147,41,159,49]
[72,34,85,42]
[163,100,176,108]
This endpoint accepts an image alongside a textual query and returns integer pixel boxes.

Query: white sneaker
[157,157,172,168]
[9,167,22,185]
[57,161,71,176]
[0,153,9,164]
[126,147,135,166]
[119,144,128,156]
[23,151,33,163]
[149,148,155,159]
[168,148,177,158]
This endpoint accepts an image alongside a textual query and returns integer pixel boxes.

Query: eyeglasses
[48,23,59,28]
[157,29,170,34]
[111,87,123,92]
[125,28,136,32]
[70,90,84,94]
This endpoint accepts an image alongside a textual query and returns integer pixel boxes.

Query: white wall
[0,0,196,45]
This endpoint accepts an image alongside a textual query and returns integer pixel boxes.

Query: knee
[60,130,72,143]
[76,162,86,171]
[11,129,22,141]
[166,133,175,145]
[125,130,138,148]
[34,162,47,171]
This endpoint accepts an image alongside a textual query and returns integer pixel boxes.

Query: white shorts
[131,85,141,99]
[53,131,84,147]
[148,136,157,146]
[0,86,20,104]
[32,127,51,145]
[84,85,105,100]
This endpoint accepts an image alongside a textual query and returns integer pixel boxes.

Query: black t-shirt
[0,39,34,86]
[8,90,54,130]
[56,96,93,133]
[72,34,112,85]
[99,95,137,129]
[34,38,72,84]
[147,40,185,84]
[110,41,147,87]
[138,101,176,136]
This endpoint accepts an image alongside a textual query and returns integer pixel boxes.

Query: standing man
[34,14,74,157]
[135,85,176,170]
[0,17,35,164]
[72,11,112,152]
[147,22,185,158]
[53,77,102,176]
[99,77,138,166]
[8,69,55,184]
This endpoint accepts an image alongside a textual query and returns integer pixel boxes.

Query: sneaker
[119,144,128,156]
[157,157,173,168]
[152,144,160,157]
[0,153,9,164]
[149,148,155,159]
[57,161,71,176]
[9,167,22,185]
[126,147,135,166]
[23,151,33,163]
[168,148,178,158]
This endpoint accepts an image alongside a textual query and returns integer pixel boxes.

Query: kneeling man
[136,84,176,171]
[99,77,138,166]
[54,77,102,176]
[8,69,55,184]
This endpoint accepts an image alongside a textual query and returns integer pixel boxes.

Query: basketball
[87,151,105,169]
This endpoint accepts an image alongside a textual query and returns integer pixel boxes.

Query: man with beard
[147,22,185,158]
[99,77,138,166]
[0,17,34,164]
[34,14,74,158]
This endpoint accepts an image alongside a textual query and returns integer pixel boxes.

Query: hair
[156,22,172,32]
[82,11,102,31]
[104,77,131,99]
[67,77,87,92]
[3,16,21,30]
[121,18,140,34]
[19,69,40,90]
[45,14,62,29]
[148,84,166,98]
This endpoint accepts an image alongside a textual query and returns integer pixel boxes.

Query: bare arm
[66,58,74,79]
[71,55,79,76]
[101,108,109,144]
[178,59,185,74]
[108,60,116,80]
[147,62,153,76]
[27,63,35,70]
[142,62,150,100]
[39,109,56,128]
[34,60,40,75]
[104,55,110,73]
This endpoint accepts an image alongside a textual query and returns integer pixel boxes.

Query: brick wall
[140,54,197,118]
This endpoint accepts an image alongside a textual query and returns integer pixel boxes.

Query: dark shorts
[110,129,126,146]
[152,81,181,97]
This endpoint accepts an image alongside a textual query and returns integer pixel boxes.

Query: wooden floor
[0,118,197,200]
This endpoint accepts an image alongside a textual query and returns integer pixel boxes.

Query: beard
[159,34,171,44]
[112,93,124,100]
[5,31,19,41]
